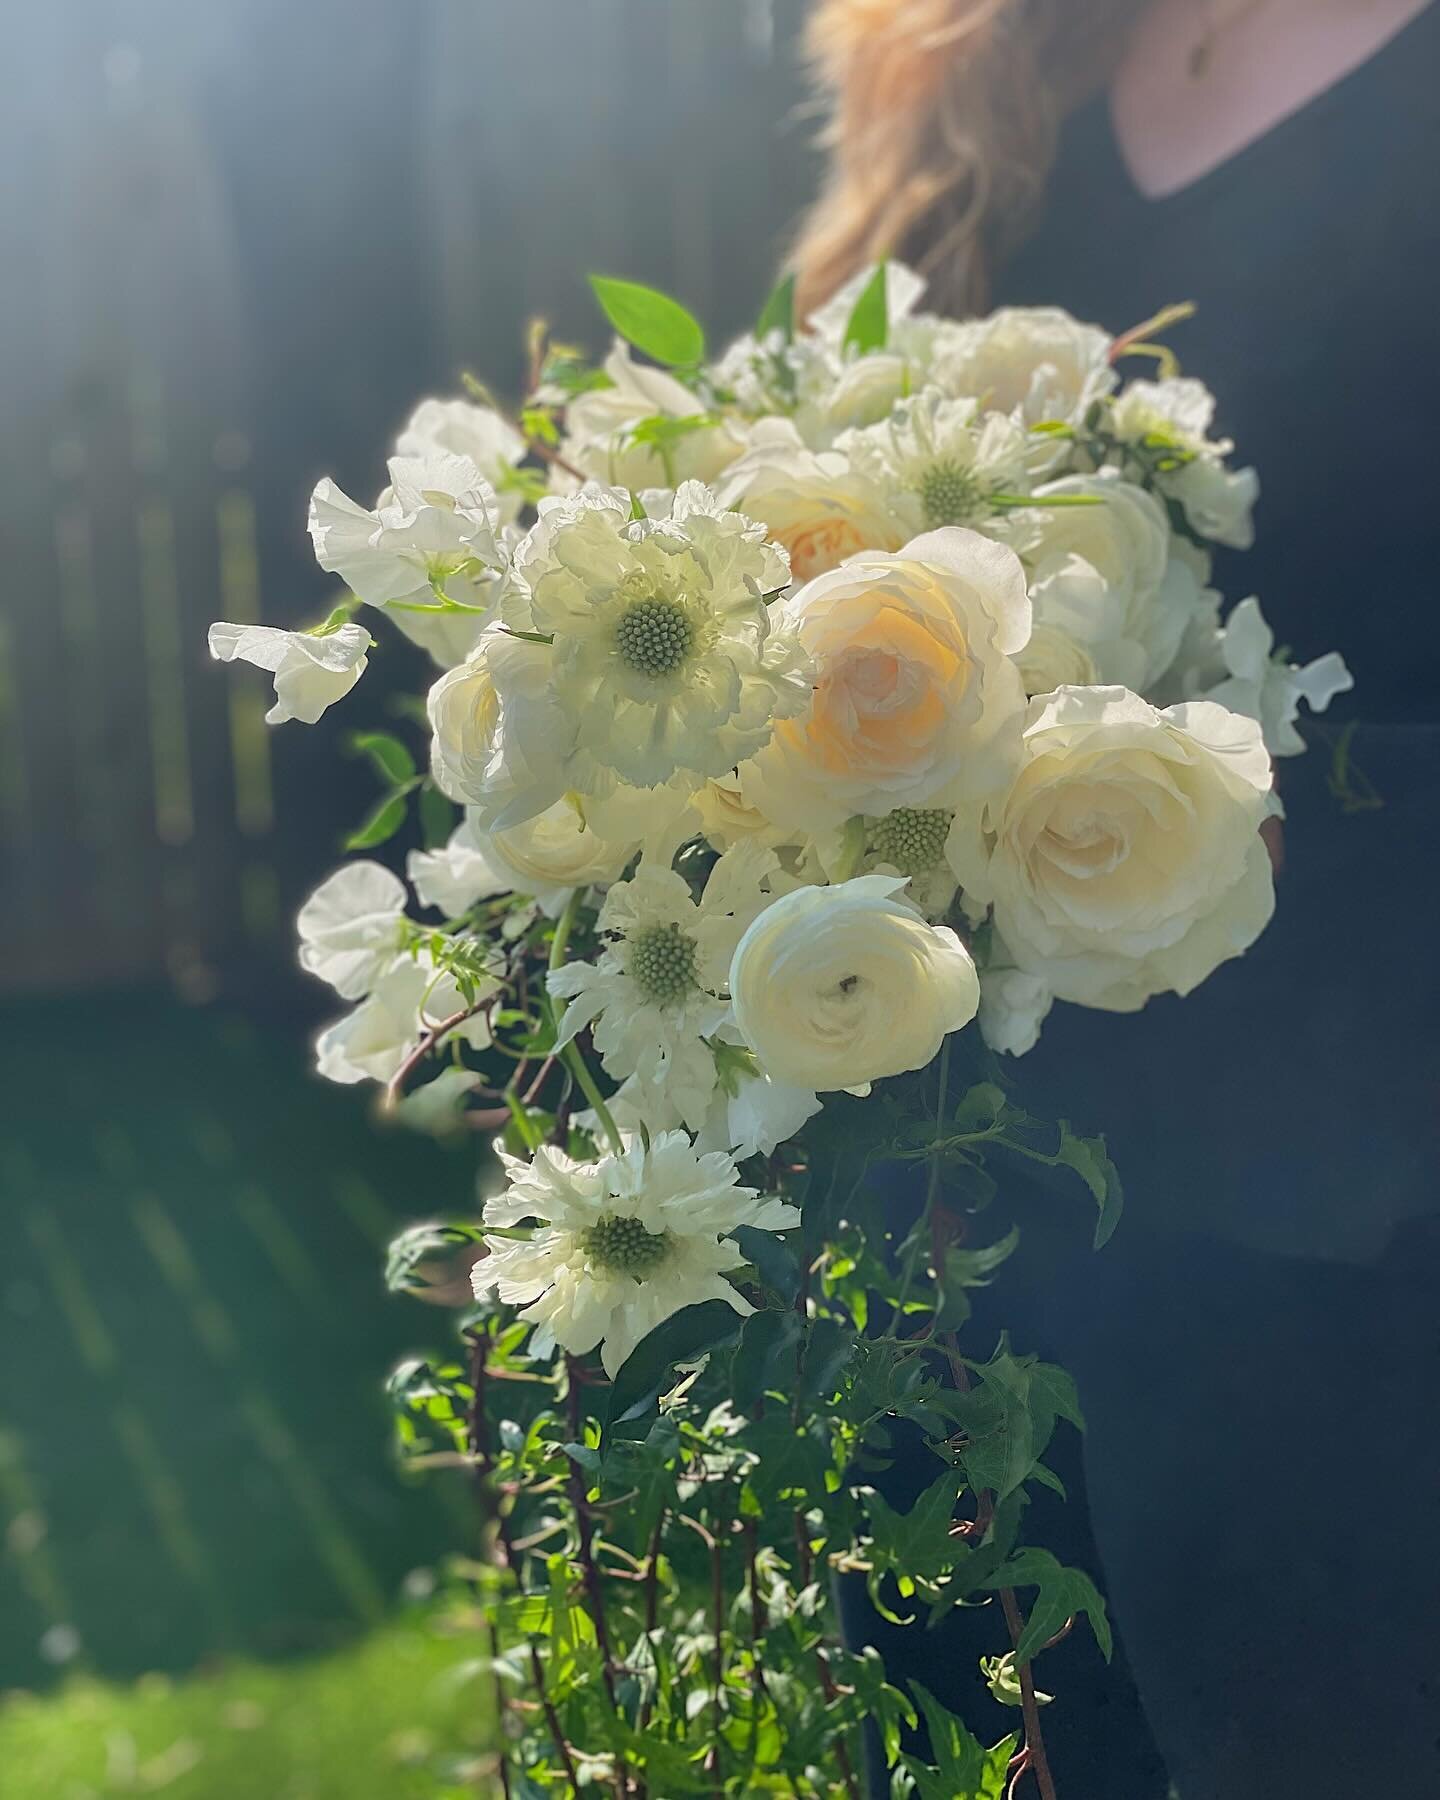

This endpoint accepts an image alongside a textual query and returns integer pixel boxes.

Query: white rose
[426,628,571,832]
[1001,472,1198,690]
[962,686,1275,1012]
[297,861,407,998]
[977,964,1054,1058]
[475,797,641,913]
[729,874,980,1092]
[741,528,1031,833]
[930,306,1115,438]
[207,621,369,724]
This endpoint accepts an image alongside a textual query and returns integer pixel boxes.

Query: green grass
[0,1607,494,1799]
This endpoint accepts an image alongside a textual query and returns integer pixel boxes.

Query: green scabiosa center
[918,458,983,528]
[581,1213,671,1277]
[870,807,954,876]
[627,921,699,1004]
[614,595,694,677]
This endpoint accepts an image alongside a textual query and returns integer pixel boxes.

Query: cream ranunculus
[962,686,1275,1013]
[930,306,1116,438]
[740,528,1031,833]
[728,874,980,1092]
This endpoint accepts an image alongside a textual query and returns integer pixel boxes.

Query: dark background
[0,0,819,1695]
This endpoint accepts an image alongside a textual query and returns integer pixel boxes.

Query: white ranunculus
[728,875,980,1092]
[207,621,369,724]
[716,420,906,584]
[740,528,1031,833]
[559,342,748,490]
[505,483,810,791]
[426,627,572,831]
[394,398,529,524]
[477,1133,800,1377]
[962,686,1275,1012]
[308,453,505,666]
[297,861,408,998]
[977,963,1054,1058]
[1000,472,1199,690]
[930,306,1115,439]
[1203,597,1353,757]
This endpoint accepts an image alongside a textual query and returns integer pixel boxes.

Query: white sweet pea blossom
[1203,597,1353,757]
[407,823,509,917]
[960,686,1275,1013]
[207,621,369,724]
[393,398,529,524]
[308,453,505,666]
[1109,376,1259,549]
[476,1133,800,1377]
[314,949,496,1086]
[841,389,1031,536]
[977,963,1055,1058]
[741,527,1032,835]
[297,861,408,998]
[998,472,1201,691]
[559,342,748,489]
[506,483,810,791]
[547,844,785,1130]
[729,875,980,1093]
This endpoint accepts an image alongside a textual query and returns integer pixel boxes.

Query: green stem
[548,890,625,1156]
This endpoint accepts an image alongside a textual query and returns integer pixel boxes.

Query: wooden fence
[0,0,819,993]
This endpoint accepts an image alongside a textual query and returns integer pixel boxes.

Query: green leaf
[343,790,408,851]
[731,1308,803,1413]
[732,1223,800,1306]
[418,782,456,851]
[904,1683,1015,1799]
[346,728,415,786]
[842,263,889,355]
[982,1547,1112,1665]
[603,1299,742,1425]
[755,271,796,345]
[799,1315,856,1404]
[589,275,705,367]
[935,1227,1020,1331]
[1055,1123,1125,1248]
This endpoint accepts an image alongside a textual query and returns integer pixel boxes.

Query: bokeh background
[0,2,818,1790]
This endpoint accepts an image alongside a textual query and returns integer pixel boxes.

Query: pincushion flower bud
[728,875,980,1092]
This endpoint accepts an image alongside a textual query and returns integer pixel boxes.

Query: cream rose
[740,528,1031,834]
[717,422,905,584]
[560,343,747,489]
[960,686,1275,1012]
[728,875,980,1092]
[930,306,1115,434]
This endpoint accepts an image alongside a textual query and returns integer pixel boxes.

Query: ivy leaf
[982,1546,1113,1664]
[1055,1122,1125,1248]
[755,271,796,344]
[732,1223,800,1306]
[346,728,415,786]
[603,1299,742,1426]
[904,1684,1015,1799]
[589,275,705,367]
[866,1467,967,1586]
[935,1226,1020,1331]
[842,262,889,355]
[730,1308,803,1413]
[799,1316,856,1404]
[343,790,408,851]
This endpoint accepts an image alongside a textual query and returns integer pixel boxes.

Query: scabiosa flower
[476,1133,800,1377]
[546,844,786,1129]
[505,483,811,790]
[841,389,1030,537]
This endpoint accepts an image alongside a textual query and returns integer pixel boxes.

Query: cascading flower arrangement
[211,263,1350,1796]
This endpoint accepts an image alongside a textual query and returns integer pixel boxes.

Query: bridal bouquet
[210,264,1349,1795]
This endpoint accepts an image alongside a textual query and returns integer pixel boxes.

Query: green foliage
[896,1684,1016,1799]
[842,262,889,355]
[755,271,797,345]
[343,726,425,850]
[589,275,706,367]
